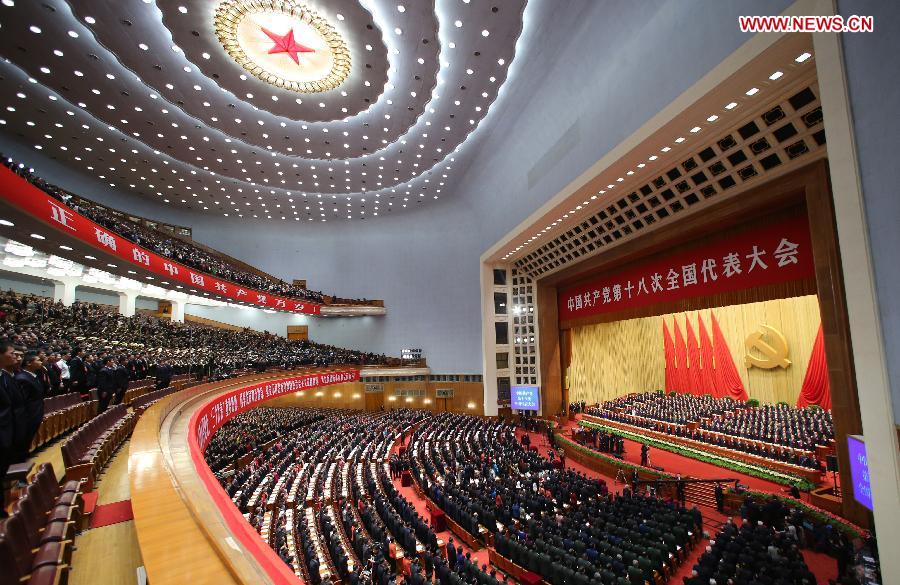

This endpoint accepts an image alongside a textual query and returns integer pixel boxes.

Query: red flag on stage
[796,325,831,410]
[685,317,705,396]
[673,319,689,394]
[710,313,748,401]
[698,316,719,397]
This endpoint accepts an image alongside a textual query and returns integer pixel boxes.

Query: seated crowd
[0,291,390,389]
[586,392,833,470]
[210,407,507,585]
[0,289,393,518]
[406,413,703,585]
[3,155,376,306]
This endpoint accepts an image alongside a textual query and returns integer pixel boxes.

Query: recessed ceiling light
[707,114,719,122]
[394,27,402,35]
[498,58,505,65]
[138,43,148,50]
[690,126,701,133]
[30,233,45,240]
[454,20,462,27]
[0,219,13,226]
[59,245,72,251]
[84,255,96,260]
[29,26,41,34]
[769,71,784,80]
[67,30,78,38]
[107,263,117,268]
[745,87,759,96]
[725,102,738,110]
[674,137,685,143]
[84,16,95,24]
[1,0,15,6]
[397,4,405,12]
[177,5,187,13]
[795,52,812,63]
[482,29,489,37]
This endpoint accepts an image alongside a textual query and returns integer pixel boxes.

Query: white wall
[0,274,158,309]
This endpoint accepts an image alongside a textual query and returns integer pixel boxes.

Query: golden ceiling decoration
[214,0,351,93]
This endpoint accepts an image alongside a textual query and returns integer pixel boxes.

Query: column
[170,298,185,323]
[480,262,500,416]
[52,279,77,306]
[118,291,137,317]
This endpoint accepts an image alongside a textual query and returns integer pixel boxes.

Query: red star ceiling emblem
[260,26,315,64]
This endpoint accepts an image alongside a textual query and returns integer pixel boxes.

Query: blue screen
[511,385,540,411]
[847,435,873,511]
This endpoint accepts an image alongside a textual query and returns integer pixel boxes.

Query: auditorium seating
[60,405,136,489]
[586,392,832,470]
[0,464,84,585]
[30,394,97,451]
[407,413,701,585]
[128,386,182,413]
[684,517,817,585]
[207,407,502,585]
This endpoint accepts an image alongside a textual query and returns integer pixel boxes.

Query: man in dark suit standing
[113,358,129,405]
[0,341,26,518]
[155,358,173,390]
[96,357,117,413]
[68,348,87,397]
[15,352,45,459]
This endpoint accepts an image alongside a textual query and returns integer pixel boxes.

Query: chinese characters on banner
[0,165,321,315]
[193,370,359,450]
[557,214,815,321]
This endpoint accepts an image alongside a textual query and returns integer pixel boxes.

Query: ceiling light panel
[0,0,528,221]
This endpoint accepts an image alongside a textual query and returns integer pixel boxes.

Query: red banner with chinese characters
[0,165,321,314]
[191,369,359,451]
[558,214,814,321]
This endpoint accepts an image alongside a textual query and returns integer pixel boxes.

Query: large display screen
[847,435,873,511]
[511,385,540,411]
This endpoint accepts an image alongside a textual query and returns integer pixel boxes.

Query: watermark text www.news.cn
[739,15,874,33]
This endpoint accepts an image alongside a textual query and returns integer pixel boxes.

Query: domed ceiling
[0,0,528,221]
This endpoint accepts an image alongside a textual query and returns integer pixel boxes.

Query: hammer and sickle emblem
[744,324,791,369]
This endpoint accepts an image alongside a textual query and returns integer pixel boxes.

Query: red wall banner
[0,165,321,314]
[187,370,359,585]
[192,369,359,451]
[558,214,814,321]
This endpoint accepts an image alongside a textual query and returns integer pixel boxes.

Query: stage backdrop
[568,294,823,406]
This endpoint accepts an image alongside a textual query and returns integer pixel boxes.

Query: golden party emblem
[744,324,792,369]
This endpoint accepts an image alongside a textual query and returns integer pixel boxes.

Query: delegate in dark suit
[113,364,129,405]
[14,365,44,458]
[96,361,117,413]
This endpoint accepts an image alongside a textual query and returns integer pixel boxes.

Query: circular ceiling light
[214,0,350,93]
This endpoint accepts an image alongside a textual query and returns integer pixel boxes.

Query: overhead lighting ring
[214,0,351,93]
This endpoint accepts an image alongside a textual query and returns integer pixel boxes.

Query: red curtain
[684,317,704,396]
[698,316,719,397]
[673,319,688,394]
[663,320,676,393]
[797,325,832,410]
[711,313,748,401]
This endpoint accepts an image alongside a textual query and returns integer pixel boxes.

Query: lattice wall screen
[514,82,825,278]
[510,268,538,386]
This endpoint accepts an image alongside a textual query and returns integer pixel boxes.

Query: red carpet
[81,491,99,516]
[89,499,134,529]
[565,416,794,493]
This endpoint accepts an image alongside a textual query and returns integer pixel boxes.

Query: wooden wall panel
[569,294,823,405]
[261,380,485,415]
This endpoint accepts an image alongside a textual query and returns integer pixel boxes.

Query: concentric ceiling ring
[214,0,350,93]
